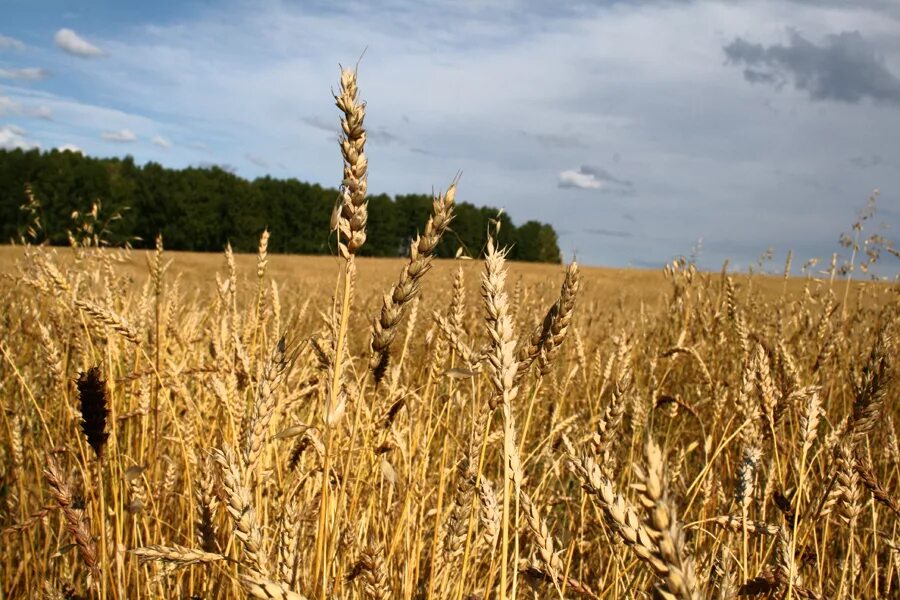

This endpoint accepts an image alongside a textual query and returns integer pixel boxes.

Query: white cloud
[0,96,53,120]
[0,95,20,115]
[151,134,171,148]
[101,129,137,142]
[0,125,40,150]
[57,143,84,154]
[0,67,49,80]
[0,89,169,167]
[2,87,161,136]
[0,34,25,50]
[559,165,633,193]
[54,28,104,58]
[30,106,52,120]
[558,168,603,190]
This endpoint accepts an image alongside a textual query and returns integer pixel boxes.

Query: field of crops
[0,67,898,600]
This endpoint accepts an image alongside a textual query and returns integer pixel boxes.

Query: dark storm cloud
[724,30,900,105]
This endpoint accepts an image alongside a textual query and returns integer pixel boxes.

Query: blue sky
[1,0,898,274]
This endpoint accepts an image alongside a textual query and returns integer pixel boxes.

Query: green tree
[513,220,561,263]
[0,149,561,262]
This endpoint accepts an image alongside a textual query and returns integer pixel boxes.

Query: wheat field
[1,67,898,600]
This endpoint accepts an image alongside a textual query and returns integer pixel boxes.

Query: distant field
[0,244,884,311]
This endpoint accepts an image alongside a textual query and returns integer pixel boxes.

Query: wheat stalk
[370,183,456,382]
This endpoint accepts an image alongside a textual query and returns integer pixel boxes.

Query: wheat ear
[332,66,369,258]
[214,444,269,577]
[43,455,100,579]
[370,183,455,382]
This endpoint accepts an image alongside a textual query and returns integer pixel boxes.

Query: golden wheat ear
[370,182,456,383]
[334,65,369,259]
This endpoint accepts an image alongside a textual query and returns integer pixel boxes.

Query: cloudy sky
[1,0,898,273]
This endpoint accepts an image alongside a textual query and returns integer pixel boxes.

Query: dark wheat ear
[77,366,108,459]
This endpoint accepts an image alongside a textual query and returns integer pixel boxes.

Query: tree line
[0,149,561,262]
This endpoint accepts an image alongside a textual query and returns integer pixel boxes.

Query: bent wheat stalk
[370,183,456,383]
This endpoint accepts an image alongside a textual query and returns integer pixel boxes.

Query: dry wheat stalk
[854,454,900,517]
[848,333,892,443]
[481,237,523,598]
[277,496,302,589]
[1,504,55,536]
[347,546,392,600]
[519,561,599,599]
[710,515,780,535]
[131,544,227,566]
[370,184,455,382]
[709,546,738,600]
[568,451,662,570]
[433,312,478,368]
[242,572,310,600]
[735,445,761,507]
[74,297,141,344]
[537,261,579,376]
[195,452,220,553]
[43,455,99,579]
[724,277,750,364]
[633,438,700,600]
[482,239,519,409]
[332,66,369,259]
[241,336,289,472]
[516,261,579,380]
[478,476,501,550]
[797,387,822,458]
[214,444,269,577]
[436,457,476,584]
[518,489,565,586]
[591,380,629,474]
